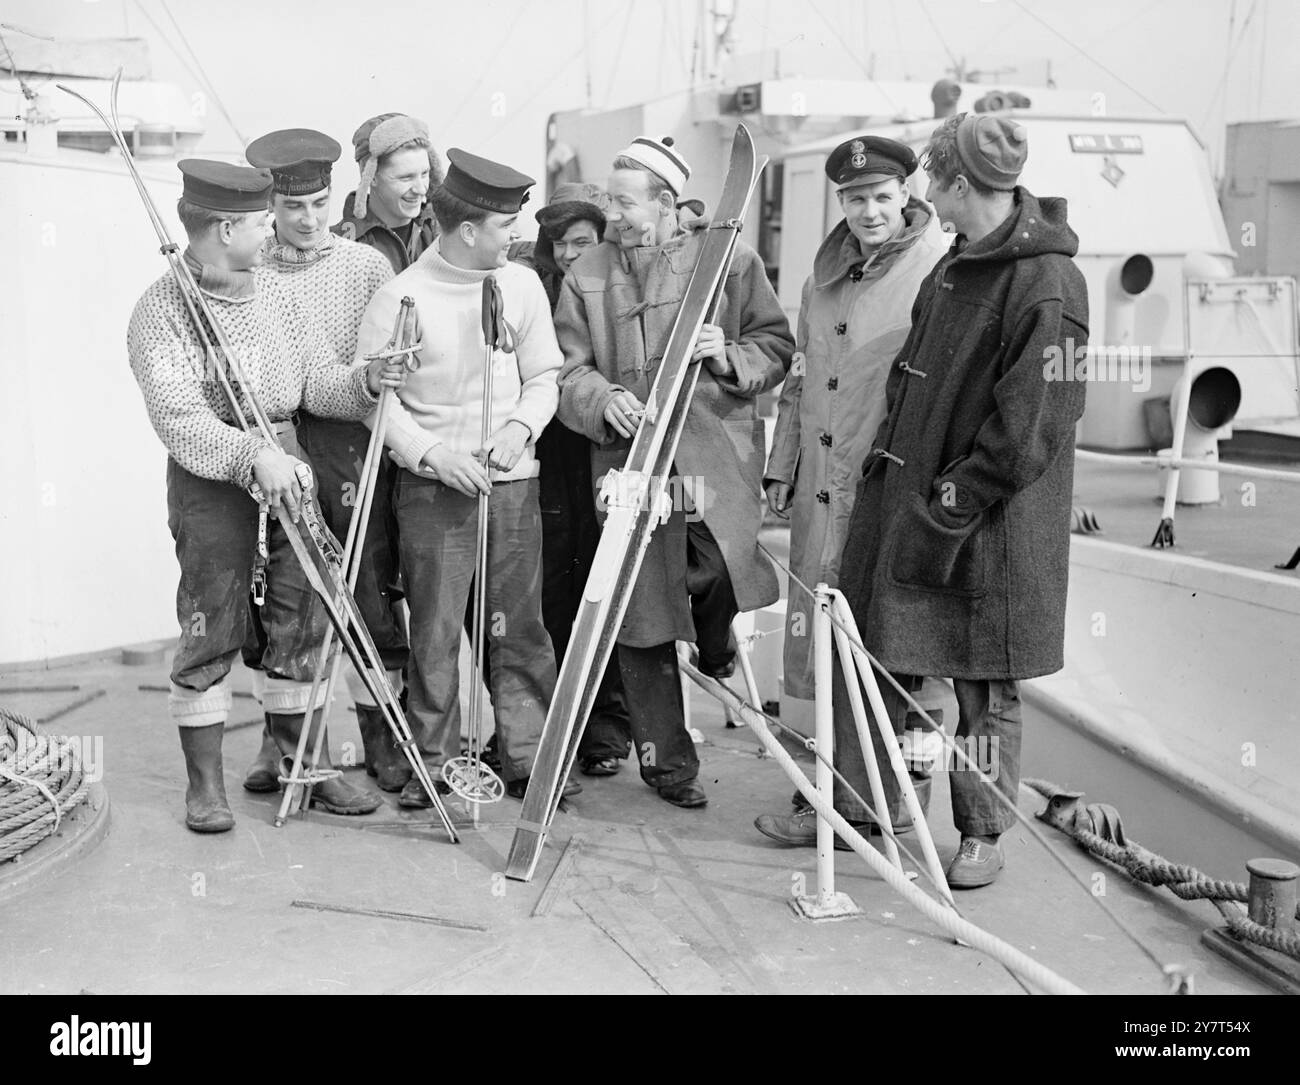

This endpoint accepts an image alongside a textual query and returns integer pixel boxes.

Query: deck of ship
[3,452,1296,995]
[0,650,1271,995]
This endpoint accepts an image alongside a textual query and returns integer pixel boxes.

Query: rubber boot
[242,724,281,793]
[266,710,382,815]
[178,723,235,833]
[357,705,412,792]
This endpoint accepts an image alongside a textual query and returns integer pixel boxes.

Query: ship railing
[675,588,1090,995]
[1074,447,1300,554]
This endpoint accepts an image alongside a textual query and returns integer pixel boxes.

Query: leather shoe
[398,773,451,808]
[946,836,1004,889]
[506,776,581,800]
[658,780,708,808]
[755,807,877,847]
[756,806,909,847]
[580,756,622,777]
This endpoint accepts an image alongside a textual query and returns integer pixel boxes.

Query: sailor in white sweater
[354,150,565,806]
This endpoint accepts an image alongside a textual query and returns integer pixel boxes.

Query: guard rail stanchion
[831,591,956,914]
[792,585,861,920]
[827,604,901,871]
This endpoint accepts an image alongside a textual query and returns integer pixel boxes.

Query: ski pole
[281,298,419,822]
[62,72,457,843]
[442,275,510,806]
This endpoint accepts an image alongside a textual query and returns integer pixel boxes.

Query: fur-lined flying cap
[353,113,432,218]
[615,135,691,197]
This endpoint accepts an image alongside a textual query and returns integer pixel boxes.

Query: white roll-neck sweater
[354,240,562,482]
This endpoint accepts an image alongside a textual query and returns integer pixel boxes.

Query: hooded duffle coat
[554,226,795,648]
[837,188,1089,681]
[766,199,949,698]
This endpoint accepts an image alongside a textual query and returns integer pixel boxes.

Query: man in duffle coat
[554,135,794,809]
[835,113,1088,888]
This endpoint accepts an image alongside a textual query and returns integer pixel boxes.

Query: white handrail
[1077,448,1300,485]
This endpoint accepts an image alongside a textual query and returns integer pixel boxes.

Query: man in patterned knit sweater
[243,128,410,797]
[355,149,577,807]
[127,160,406,833]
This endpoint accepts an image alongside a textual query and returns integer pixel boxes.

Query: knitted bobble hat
[354,113,432,218]
[955,114,1028,191]
[615,135,691,197]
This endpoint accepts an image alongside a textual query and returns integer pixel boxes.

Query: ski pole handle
[481,275,516,354]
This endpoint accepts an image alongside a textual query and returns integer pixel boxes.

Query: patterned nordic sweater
[257,233,393,388]
[127,255,379,490]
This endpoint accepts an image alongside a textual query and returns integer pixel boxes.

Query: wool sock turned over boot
[178,723,235,833]
[357,704,412,792]
[265,710,382,815]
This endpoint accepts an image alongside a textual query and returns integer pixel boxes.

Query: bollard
[1202,856,1300,994]
[1245,858,1298,934]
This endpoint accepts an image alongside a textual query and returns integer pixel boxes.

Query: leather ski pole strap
[481,275,516,354]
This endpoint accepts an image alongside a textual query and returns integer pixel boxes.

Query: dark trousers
[616,642,699,787]
[167,425,329,693]
[296,413,408,671]
[614,518,740,787]
[395,473,554,783]
[833,657,1022,838]
[684,516,740,668]
[464,505,633,763]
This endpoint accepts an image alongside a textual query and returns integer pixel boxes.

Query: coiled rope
[1024,779,1300,961]
[0,709,90,863]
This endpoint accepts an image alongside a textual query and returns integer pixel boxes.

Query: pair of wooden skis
[60,72,461,842]
[506,124,766,880]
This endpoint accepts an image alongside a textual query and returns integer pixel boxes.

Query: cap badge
[849,140,867,169]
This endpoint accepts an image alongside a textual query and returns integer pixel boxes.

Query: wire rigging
[158,0,246,146]
[1009,0,1167,114]
[807,0,899,111]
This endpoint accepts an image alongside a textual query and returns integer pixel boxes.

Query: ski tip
[732,123,755,153]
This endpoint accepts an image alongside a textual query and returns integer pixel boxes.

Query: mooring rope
[1024,779,1300,962]
[0,708,90,863]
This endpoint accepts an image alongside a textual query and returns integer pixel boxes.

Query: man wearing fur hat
[242,128,406,799]
[554,137,795,808]
[333,112,440,273]
[835,114,1089,888]
[755,135,949,848]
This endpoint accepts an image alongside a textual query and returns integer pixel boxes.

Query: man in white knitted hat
[333,112,440,273]
[554,135,795,809]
